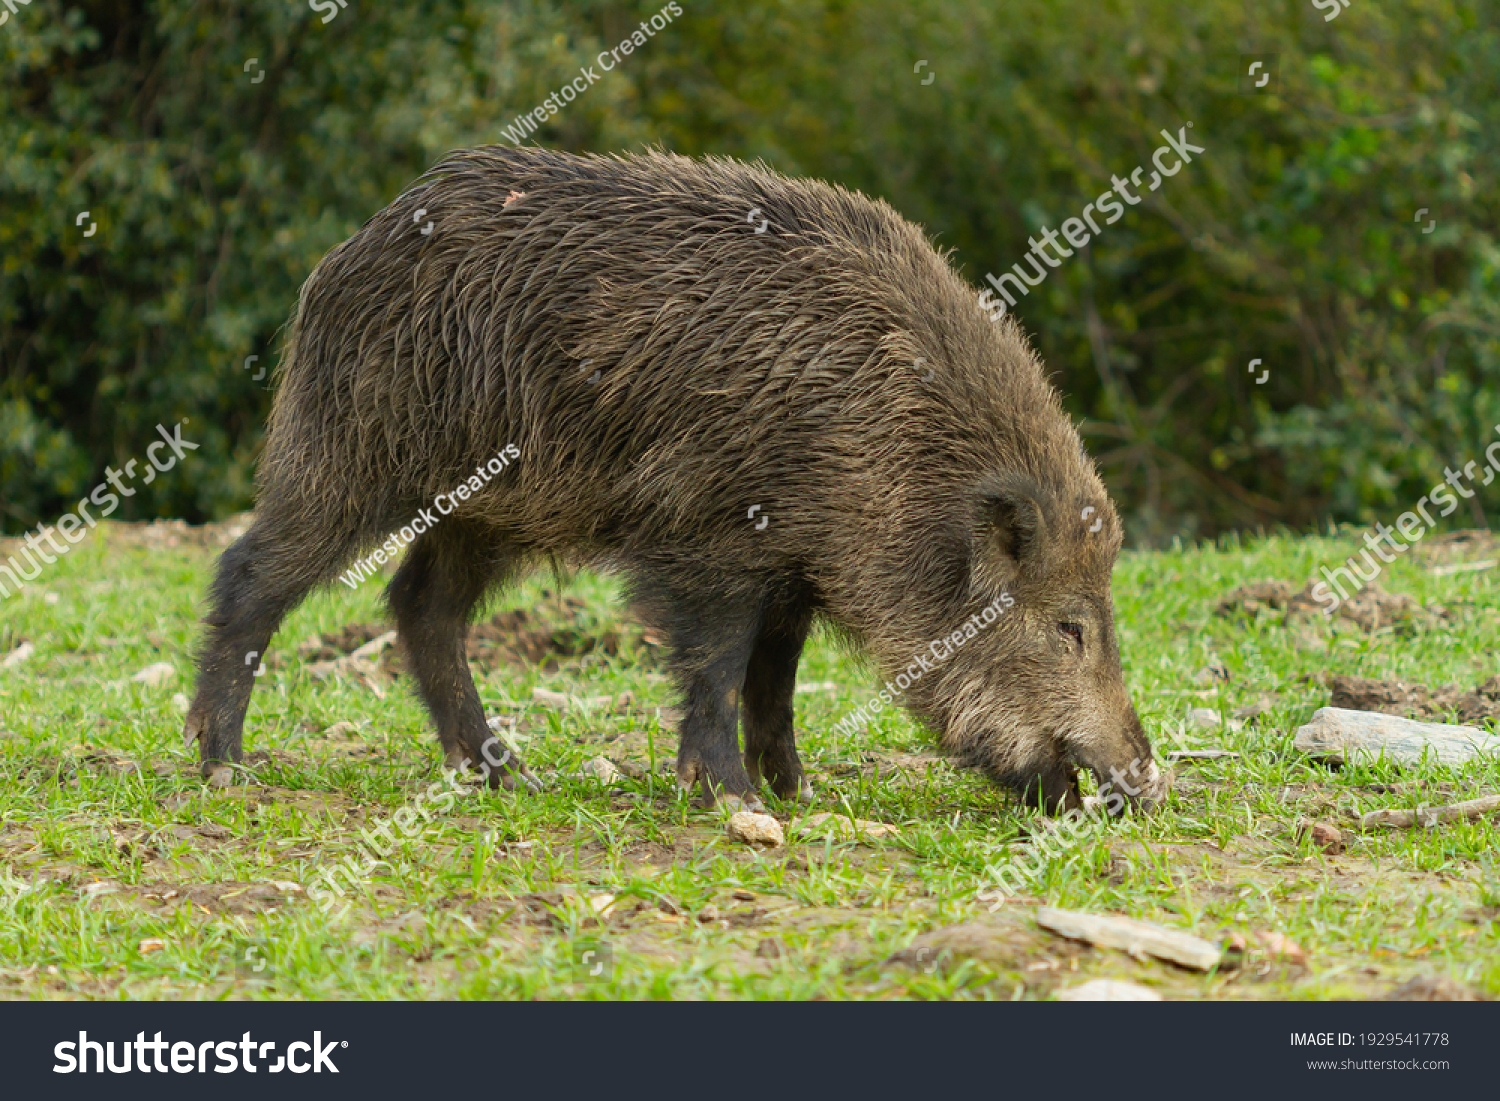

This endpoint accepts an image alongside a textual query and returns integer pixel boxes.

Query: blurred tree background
[2,0,1497,544]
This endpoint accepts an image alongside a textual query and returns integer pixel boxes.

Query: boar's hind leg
[742,599,815,802]
[186,517,346,786]
[384,521,539,792]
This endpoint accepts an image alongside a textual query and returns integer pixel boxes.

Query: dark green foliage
[3,0,1497,540]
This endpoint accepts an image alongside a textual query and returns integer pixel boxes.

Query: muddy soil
[283,591,660,678]
[1408,528,1498,566]
[1327,674,1500,725]
[1216,579,1445,632]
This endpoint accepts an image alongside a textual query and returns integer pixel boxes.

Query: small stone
[1056,979,1162,1001]
[1297,818,1345,855]
[131,662,176,687]
[530,687,571,708]
[1,641,35,669]
[1195,660,1230,686]
[348,631,397,662]
[580,756,622,783]
[171,692,190,712]
[138,938,166,954]
[697,905,722,923]
[1255,930,1307,965]
[726,811,784,848]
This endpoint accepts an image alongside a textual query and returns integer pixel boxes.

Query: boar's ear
[976,473,1051,566]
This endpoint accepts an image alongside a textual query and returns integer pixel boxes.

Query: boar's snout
[1074,712,1173,817]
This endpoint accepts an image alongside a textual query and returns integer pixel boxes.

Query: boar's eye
[1058,622,1084,650]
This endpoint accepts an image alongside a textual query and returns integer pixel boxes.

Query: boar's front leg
[742,593,815,802]
[635,565,767,810]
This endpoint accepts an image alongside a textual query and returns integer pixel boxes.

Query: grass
[0,519,1496,1000]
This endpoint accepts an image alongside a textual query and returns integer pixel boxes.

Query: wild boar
[183,146,1169,815]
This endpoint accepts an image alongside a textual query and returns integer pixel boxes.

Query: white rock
[1294,706,1500,767]
[726,812,784,848]
[348,630,397,661]
[1036,907,1220,971]
[580,756,622,783]
[1,641,35,669]
[1057,979,1162,1001]
[131,662,176,687]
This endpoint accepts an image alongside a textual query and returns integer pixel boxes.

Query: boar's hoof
[503,764,543,795]
[679,779,766,815]
[443,745,542,793]
[202,762,236,789]
[677,761,765,812]
[759,766,814,804]
[719,793,768,814]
